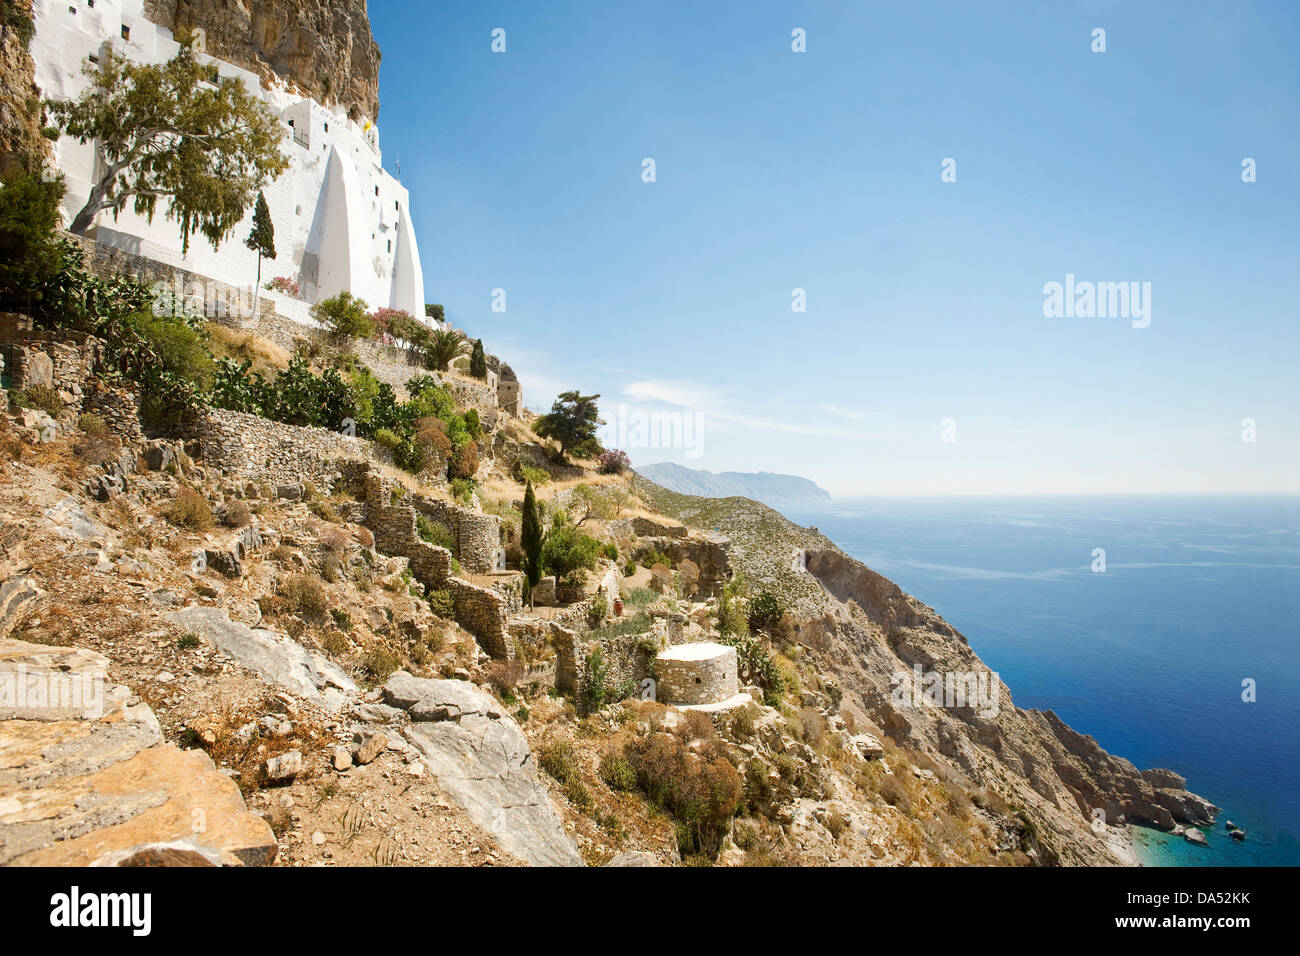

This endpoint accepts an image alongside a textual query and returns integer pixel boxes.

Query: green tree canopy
[312,291,373,342]
[534,390,602,460]
[245,190,275,261]
[425,328,467,371]
[0,168,68,317]
[46,43,289,250]
[469,338,487,379]
[521,480,543,588]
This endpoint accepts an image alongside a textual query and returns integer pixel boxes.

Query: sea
[780,496,1300,867]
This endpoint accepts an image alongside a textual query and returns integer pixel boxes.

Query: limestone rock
[141,0,382,122]
[604,850,660,866]
[0,639,273,866]
[164,605,356,710]
[265,750,303,781]
[350,731,386,766]
[383,672,582,867]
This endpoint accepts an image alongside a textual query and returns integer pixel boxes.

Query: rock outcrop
[383,672,583,867]
[0,638,276,866]
[164,605,357,711]
[141,0,382,121]
[0,0,49,168]
[637,480,1221,865]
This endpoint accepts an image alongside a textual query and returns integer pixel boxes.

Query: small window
[395,201,400,211]
[387,240,392,253]
[374,185,379,196]
[88,53,99,64]
[67,5,76,13]
[121,24,130,41]
[324,122,329,133]
[287,119,294,128]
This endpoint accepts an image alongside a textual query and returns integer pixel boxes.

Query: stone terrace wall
[340,461,513,659]
[0,314,101,408]
[413,498,503,574]
[82,380,144,442]
[178,408,370,489]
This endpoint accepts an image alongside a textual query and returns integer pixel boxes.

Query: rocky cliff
[635,481,1219,865]
[142,0,382,121]
[0,0,49,169]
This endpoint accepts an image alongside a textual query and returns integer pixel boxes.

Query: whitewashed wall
[31,0,427,324]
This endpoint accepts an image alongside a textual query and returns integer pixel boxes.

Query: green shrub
[281,573,328,621]
[363,647,400,680]
[733,821,758,851]
[602,542,618,561]
[623,559,636,577]
[309,499,341,523]
[312,290,373,342]
[76,413,107,436]
[538,738,591,808]
[416,514,456,552]
[624,733,742,857]
[427,588,455,619]
[320,631,349,656]
[450,477,475,504]
[541,525,602,583]
[164,487,214,531]
[599,751,637,791]
[582,648,608,712]
[639,549,672,570]
[518,463,550,486]
[747,591,783,633]
[20,383,62,417]
[330,608,353,631]
[373,427,402,451]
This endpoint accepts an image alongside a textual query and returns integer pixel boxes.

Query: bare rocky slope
[632,478,1219,865]
[0,0,48,169]
[142,0,381,121]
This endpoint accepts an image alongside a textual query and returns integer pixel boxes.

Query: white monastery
[28,0,426,323]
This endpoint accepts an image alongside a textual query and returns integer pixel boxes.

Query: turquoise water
[784,496,1300,867]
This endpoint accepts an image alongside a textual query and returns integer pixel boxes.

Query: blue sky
[370,1,1299,496]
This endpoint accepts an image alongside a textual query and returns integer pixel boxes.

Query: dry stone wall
[177,408,370,489]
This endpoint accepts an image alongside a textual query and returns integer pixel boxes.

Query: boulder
[164,606,356,710]
[24,351,54,388]
[0,639,274,866]
[383,672,582,867]
[351,731,387,766]
[1183,828,1208,846]
[265,750,303,781]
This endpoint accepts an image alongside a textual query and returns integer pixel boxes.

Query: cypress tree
[521,480,543,588]
[244,191,275,321]
[469,338,487,379]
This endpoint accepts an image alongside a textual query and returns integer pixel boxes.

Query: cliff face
[637,482,1219,865]
[0,0,49,169]
[142,0,381,121]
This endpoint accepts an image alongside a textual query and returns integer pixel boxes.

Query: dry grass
[205,323,292,376]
